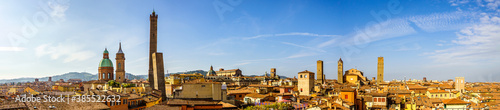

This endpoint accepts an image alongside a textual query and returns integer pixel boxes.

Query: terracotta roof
[442,98,470,105]
[428,90,449,93]
[245,93,268,99]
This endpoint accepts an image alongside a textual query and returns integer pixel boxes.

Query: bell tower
[115,42,126,82]
[338,58,343,83]
[377,57,384,83]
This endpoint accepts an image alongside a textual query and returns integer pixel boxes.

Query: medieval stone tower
[270,68,276,78]
[338,58,343,83]
[377,57,384,83]
[298,70,315,96]
[455,77,465,92]
[115,42,125,82]
[148,10,166,100]
[317,60,324,84]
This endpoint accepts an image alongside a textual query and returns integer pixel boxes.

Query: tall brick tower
[377,57,384,83]
[148,10,166,100]
[338,58,343,83]
[317,60,324,84]
[148,10,158,88]
[115,42,126,82]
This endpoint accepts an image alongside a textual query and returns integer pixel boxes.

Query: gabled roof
[442,98,470,105]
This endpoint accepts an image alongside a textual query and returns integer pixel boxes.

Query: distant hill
[0,70,289,83]
[0,72,147,83]
[167,70,208,76]
[245,74,289,79]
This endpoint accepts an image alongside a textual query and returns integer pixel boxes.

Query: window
[239,95,242,97]
[301,88,303,92]
[374,98,378,102]
[201,85,205,87]
[345,95,348,99]
[118,63,121,69]
[119,77,121,80]
[382,98,385,102]
[305,75,307,78]
[300,75,302,78]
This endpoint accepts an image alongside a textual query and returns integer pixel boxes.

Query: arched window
[108,73,111,79]
[300,75,303,78]
[118,63,121,69]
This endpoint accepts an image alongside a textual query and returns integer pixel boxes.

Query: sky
[1,0,500,82]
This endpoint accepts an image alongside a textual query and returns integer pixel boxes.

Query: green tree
[107,80,120,87]
[244,102,294,110]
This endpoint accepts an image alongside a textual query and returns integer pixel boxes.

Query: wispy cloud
[426,14,500,66]
[35,42,96,63]
[0,47,25,51]
[243,32,340,40]
[286,52,317,59]
[318,11,476,48]
[281,42,326,53]
[233,62,251,66]
[395,43,422,51]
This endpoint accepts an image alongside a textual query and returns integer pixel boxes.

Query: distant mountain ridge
[0,70,288,83]
[0,72,148,83]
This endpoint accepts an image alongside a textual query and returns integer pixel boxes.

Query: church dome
[99,58,113,67]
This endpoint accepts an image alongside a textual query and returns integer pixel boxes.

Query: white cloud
[408,11,476,32]
[242,32,340,40]
[48,1,70,22]
[0,47,25,51]
[35,43,96,63]
[427,14,500,66]
[281,42,326,53]
[286,52,317,59]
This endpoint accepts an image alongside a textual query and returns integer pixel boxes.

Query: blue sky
[1,0,500,82]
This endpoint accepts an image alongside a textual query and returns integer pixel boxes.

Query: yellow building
[344,68,367,85]
[165,73,204,84]
[216,68,243,77]
[298,70,315,96]
[340,88,356,103]
[173,82,227,101]
[427,90,456,99]
[24,87,40,95]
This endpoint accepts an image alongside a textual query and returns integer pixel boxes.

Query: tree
[244,102,294,110]
[107,80,120,87]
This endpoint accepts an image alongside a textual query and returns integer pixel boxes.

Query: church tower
[99,48,114,81]
[338,58,343,83]
[377,57,384,83]
[115,42,126,82]
[317,60,324,84]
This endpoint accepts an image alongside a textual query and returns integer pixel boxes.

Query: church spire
[117,42,123,53]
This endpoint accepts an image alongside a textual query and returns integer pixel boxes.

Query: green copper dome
[99,59,113,67]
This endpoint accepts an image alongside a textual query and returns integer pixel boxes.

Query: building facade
[298,70,315,96]
[216,68,243,77]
